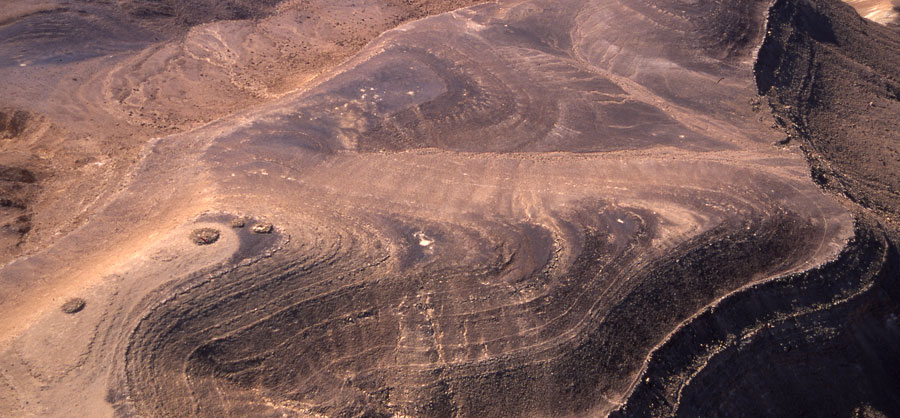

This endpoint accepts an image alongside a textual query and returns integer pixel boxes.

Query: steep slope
[615,0,900,415]
[758,0,900,219]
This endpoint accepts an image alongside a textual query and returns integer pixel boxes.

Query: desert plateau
[0,0,899,417]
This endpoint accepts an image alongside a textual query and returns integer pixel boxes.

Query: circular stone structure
[190,228,220,245]
[60,298,86,314]
[251,223,273,234]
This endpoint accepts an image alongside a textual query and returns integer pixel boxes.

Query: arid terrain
[0,0,898,417]
[845,0,900,23]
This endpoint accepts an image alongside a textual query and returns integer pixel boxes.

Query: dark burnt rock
[61,298,86,314]
[251,223,273,234]
[190,228,220,245]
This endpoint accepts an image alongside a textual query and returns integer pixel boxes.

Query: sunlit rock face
[845,0,899,23]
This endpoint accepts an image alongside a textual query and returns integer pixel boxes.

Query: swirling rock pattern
[0,0,897,417]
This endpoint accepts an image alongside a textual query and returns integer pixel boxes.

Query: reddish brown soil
[0,0,897,417]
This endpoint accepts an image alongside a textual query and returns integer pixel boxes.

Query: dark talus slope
[757,0,900,219]
[616,1,900,416]
[612,215,900,417]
